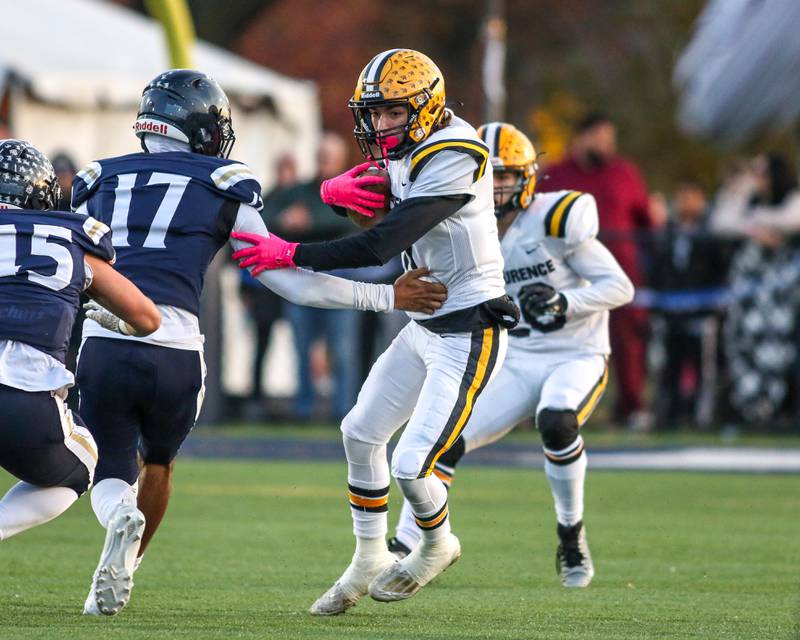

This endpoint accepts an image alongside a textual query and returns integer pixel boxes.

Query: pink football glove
[319,161,387,218]
[231,231,299,275]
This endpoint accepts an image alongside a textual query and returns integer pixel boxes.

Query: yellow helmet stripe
[544,191,582,237]
[410,139,490,182]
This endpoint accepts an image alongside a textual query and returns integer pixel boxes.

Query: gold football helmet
[349,49,447,161]
[477,122,538,216]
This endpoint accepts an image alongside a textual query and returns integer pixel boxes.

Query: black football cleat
[556,520,594,588]
[387,536,412,559]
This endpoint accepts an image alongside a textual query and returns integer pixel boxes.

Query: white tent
[0,0,323,420]
[0,0,320,186]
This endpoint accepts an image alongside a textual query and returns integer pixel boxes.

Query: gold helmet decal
[349,49,447,160]
[478,121,538,213]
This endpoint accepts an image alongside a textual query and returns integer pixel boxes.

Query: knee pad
[390,447,426,480]
[536,409,579,452]
[340,407,367,442]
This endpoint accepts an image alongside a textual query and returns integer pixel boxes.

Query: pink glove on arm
[231,231,299,275]
[319,161,386,218]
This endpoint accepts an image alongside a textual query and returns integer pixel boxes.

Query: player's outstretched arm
[248,262,446,314]
[232,195,470,272]
[229,203,447,314]
[84,254,162,336]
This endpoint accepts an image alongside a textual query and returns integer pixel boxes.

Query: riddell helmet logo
[134,120,169,135]
[360,91,383,99]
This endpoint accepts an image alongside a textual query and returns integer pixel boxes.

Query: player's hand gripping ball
[345,166,391,229]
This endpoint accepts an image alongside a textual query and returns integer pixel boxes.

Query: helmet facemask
[215,116,236,159]
[185,106,236,159]
[478,121,538,217]
[351,90,440,162]
[349,47,446,162]
[493,169,526,218]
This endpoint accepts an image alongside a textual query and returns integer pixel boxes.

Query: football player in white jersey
[232,49,519,614]
[387,122,635,587]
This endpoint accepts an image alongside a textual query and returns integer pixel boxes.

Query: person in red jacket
[543,113,654,428]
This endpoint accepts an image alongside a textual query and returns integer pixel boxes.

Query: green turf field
[0,460,797,639]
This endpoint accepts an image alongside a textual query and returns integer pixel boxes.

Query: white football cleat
[309,552,396,616]
[83,504,145,616]
[369,533,461,602]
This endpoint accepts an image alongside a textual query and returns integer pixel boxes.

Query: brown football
[345,166,391,229]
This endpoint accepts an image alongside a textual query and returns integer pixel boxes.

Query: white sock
[396,476,451,542]
[353,536,390,563]
[0,482,78,540]
[545,451,587,526]
[90,478,137,528]
[343,436,390,539]
[394,498,422,549]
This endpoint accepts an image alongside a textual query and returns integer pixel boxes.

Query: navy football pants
[77,338,205,484]
[0,384,94,495]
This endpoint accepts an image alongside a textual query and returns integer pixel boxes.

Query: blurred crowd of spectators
[554,114,800,433]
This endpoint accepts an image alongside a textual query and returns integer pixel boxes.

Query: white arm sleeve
[561,238,635,318]
[230,204,394,312]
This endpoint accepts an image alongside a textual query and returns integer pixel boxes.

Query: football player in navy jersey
[72,69,446,617]
[0,140,159,558]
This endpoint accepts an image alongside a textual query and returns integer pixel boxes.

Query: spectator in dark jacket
[544,113,655,429]
[650,181,732,429]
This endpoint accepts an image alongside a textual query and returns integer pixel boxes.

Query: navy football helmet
[0,139,61,210]
[134,69,236,158]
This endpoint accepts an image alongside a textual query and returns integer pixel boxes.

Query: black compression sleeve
[292,194,471,271]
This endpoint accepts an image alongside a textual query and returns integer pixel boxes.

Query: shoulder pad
[71,153,263,211]
[409,137,490,183]
[207,161,263,209]
[71,162,103,210]
[38,210,116,263]
[543,191,584,238]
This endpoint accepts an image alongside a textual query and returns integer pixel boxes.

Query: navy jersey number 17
[72,153,262,316]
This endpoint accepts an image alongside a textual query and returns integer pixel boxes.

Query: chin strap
[495,197,522,219]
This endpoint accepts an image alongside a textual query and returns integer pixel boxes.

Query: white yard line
[504,447,800,473]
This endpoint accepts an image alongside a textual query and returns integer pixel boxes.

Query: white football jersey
[387,115,506,321]
[501,190,633,355]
